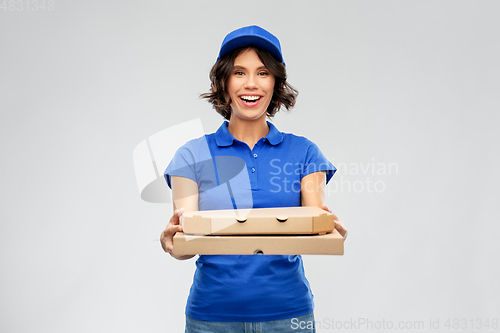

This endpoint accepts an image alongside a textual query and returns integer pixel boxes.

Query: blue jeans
[185,312,316,333]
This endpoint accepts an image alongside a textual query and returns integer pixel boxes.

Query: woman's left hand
[321,204,348,240]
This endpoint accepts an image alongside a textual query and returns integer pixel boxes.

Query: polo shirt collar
[215,121,284,147]
[265,121,284,145]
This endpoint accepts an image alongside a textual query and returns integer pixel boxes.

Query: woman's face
[227,48,275,122]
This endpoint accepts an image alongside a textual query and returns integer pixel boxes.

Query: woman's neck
[227,117,269,150]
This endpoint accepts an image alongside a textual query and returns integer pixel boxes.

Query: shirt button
[251,167,256,173]
[253,153,258,158]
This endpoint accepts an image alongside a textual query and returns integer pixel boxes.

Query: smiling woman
[201,43,297,121]
[227,49,275,133]
[160,25,346,333]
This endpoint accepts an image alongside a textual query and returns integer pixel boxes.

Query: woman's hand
[160,207,184,254]
[162,176,199,260]
[321,204,348,240]
[160,208,193,259]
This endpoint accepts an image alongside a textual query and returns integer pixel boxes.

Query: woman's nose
[244,75,258,89]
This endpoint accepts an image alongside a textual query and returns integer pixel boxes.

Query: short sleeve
[164,135,217,190]
[302,140,336,184]
[164,142,197,189]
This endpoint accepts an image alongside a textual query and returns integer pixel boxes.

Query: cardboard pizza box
[180,206,335,235]
[172,230,344,255]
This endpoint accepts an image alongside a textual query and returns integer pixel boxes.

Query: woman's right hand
[160,208,186,257]
[163,176,199,260]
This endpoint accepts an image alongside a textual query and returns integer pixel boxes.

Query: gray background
[1,0,499,332]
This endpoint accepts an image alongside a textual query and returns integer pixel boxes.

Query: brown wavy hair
[201,46,298,120]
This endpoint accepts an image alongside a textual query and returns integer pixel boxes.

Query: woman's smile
[239,94,262,107]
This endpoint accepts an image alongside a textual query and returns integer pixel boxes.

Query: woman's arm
[301,171,348,239]
[160,176,199,260]
[300,171,326,207]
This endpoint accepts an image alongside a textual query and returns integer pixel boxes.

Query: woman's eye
[258,72,269,76]
[234,71,244,76]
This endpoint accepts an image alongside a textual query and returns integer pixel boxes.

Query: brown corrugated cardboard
[172,230,344,255]
[180,206,335,235]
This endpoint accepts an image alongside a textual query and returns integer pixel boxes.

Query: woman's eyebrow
[233,65,268,70]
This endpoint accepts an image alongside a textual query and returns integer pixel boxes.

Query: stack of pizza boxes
[173,206,344,255]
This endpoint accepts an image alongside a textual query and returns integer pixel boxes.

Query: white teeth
[241,95,260,101]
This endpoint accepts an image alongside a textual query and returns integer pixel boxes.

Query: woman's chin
[230,107,268,122]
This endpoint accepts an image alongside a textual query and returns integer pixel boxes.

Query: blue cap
[217,25,285,65]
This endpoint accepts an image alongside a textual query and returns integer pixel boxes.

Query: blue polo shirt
[165,121,336,322]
